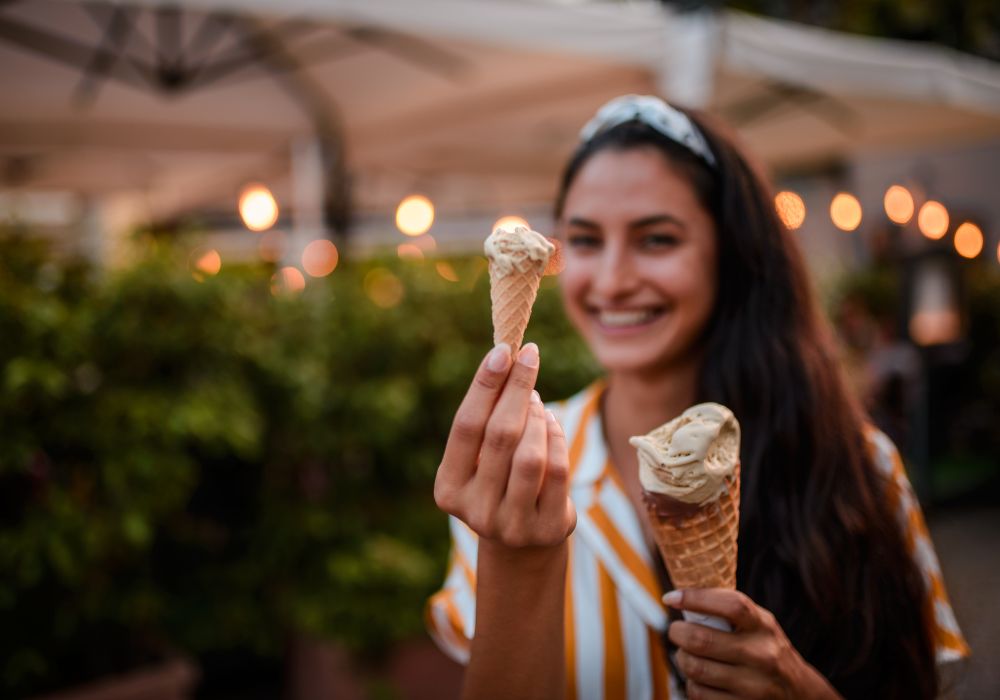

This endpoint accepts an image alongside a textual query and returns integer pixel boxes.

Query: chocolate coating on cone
[646,464,740,590]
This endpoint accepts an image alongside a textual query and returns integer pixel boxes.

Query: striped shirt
[426,382,968,698]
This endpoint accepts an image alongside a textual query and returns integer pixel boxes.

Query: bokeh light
[397,243,424,260]
[544,237,564,276]
[830,193,862,232]
[436,261,459,282]
[194,248,221,276]
[918,201,949,240]
[395,195,434,236]
[883,185,914,224]
[774,191,806,230]
[364,268,404,307]
[493,215,530,232]
[412,234,437,252]
[271,266,305,295]
[302,239,339,277]
[258,230,285,262]
[953,222,983,259]
[239,184,279,232]
[909,309,961,347]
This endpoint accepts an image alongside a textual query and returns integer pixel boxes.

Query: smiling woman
[427,95,967,700]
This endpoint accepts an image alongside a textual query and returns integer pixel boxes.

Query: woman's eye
[641,233,679,249]
[566,234,601,249]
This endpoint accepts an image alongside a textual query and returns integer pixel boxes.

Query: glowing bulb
[830,193,862,232]
[774,191,805,230]
[918,201,949,240]
[395,195,434,236]
[271,266,305,295]
[239,184,279,232]
[953,222,983,259]
[883,185,914,225]
[302,239,339,277]
[493,215,530,232]
[364,268,404,308]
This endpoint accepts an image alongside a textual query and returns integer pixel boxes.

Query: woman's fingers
[537,408,575,539]
[503,391,549,522]
[435,344,512,509]
[473,343,541,506]
[676,650,750,696]
[667,620,746,666]
[664,589,761,632]
[683,680,738,700]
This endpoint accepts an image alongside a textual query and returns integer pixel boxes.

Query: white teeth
[598,309,658,327]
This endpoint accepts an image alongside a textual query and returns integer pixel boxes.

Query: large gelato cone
[484,224,555,351]
[630,403,741,591]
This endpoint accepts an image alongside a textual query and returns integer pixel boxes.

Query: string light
[396,195,434,236]
[493,215,530,232]
[883,185,914,225]
[918,201,949,240]
[239,184,279,232]
[953,222,983,259]
[830,193,862,232]
[775,191,806,230]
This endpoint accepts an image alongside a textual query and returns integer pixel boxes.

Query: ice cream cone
[489,265,544,351]
[484,224,554,352]
[645,464,740,590]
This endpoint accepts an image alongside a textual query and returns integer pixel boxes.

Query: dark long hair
[555,114,938,699]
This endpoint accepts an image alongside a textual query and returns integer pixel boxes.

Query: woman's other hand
[664,589,843,700]
[434,342,576,549]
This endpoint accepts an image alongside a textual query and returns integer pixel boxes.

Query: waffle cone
[489,265,544,351]
[646,465,740,590]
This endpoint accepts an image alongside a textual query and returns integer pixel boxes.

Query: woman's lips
[591,307,666,332]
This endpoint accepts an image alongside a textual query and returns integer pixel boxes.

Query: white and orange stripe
[427,383,967,698]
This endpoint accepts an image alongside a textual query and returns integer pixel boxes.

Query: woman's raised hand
[434,342,576,549]
[664,589,842,700]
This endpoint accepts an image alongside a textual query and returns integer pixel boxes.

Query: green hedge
[0,230,599,696]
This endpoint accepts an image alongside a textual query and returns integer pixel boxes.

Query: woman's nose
[592,244,639,300]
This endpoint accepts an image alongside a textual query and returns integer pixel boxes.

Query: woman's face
[558,147,718,376]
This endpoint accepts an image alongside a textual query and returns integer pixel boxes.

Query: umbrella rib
[0,12,154,91]
[74,3,139,106]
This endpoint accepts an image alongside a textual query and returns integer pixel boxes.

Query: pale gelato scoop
[629,403,740,506]
[484,224,554,278]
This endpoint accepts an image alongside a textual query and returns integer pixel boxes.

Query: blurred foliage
[666,0,1000,62]
[0,229,598,696]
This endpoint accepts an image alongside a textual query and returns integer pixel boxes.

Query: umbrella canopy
[1,0,999,251]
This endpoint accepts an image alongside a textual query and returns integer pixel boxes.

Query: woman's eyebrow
[565,217,601,229]
[628,214,685,229]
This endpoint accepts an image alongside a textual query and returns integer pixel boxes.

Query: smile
[592,307,665,329]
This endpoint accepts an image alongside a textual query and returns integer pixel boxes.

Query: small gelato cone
[630,403,741,591]
[485,224,554,351]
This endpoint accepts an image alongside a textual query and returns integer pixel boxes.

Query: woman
[428,95,967,699]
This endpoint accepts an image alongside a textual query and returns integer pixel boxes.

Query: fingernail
[517,342,539,368]
[531,390,542,405]
[545,409,557,423]
[487,344,511,372]
[662,590,682,607]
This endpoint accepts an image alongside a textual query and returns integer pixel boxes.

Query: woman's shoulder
[861,425,906,481]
